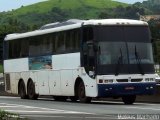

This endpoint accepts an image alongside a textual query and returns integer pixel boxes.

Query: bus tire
[122,95,136,105]
[70,96,78,102]
[27,80,38,100]
[19,81,27,99]
[53,96,67,101]
[78,82,92,103]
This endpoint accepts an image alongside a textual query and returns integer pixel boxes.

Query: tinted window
[41,35,52,55]
[9,40,21,59]
[20,39,29,57]
[29,36,41,56]
[83,27,93,42]
[95,26,123,42]
[74,30,80,50]
[7,28,81,59]
[95,26,150,43]
[98,42,128,65]
[65,29,80,52]
[66,30,73,51]
[124,26,150,43]
[56,32,65,53]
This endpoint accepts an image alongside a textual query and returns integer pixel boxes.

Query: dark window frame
[5,28,81,59]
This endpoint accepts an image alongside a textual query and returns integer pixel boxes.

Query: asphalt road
[0,96,160,120]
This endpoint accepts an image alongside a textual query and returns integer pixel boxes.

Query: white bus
[3,19,156,104]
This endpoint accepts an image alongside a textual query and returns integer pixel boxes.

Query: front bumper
[98,82,156,97]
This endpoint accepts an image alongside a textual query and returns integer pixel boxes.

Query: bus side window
[54,33,59,53]
[9,40,21,59]
[29,36,43,56]
[74,29,80,51]
[20,39,29,57]
[41,35,52,55]
[56,32,65,53]
[52,33,56,53]
[66,30,73,51]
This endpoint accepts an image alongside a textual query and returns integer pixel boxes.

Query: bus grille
[5,74,11,90]
[116,79,142,83]
[116,79,128,82]
[131,79,142,82]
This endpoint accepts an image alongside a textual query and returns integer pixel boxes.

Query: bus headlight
[99,79,103,83]
[145,78,150,82]
[104,79,113,83]
[149,78,155,82]
[145,78,155,82]
[99,79,114,83]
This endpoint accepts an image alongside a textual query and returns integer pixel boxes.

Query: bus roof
[5,19,148,41]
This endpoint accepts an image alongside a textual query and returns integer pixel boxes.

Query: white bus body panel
[4,53,98,97]
[36,71,50,95]
[48,70,61,95]
[77,68,98,97]
[9,73,18,94]
[4,58,29,73]
[60,70,74,96]
[52,53,81,70]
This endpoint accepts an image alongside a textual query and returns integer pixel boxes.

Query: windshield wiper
[115,48,123,76]
[135,45,144,75]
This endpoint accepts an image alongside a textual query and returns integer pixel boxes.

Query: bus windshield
[98,42,154,65]
[94,26,154,75]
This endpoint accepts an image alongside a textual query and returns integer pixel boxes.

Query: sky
[0,0,146,12]
[0,0,47,12]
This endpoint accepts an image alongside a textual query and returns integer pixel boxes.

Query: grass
[0,109,27,120]
[0,0,129,26]
[0,64,3,73]
[10,0,128,15]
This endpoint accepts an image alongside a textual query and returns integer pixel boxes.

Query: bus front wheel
[78,82,92,103]
[122,95,136,105]
[27,80,38,100]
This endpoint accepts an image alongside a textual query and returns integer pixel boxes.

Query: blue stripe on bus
[97,82,156,97]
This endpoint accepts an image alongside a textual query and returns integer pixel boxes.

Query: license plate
[125,87,135,90]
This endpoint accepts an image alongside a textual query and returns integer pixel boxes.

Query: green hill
[12,0,128,15]
[0,0,128,28]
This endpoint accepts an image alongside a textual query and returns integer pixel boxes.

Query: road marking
[1,96,160,113]
[0,106,21,108]
[0,96,18,99]
[93,100,160,106]
[0,96,160,106]
[21,115,64,118]
[0,103,68,112]
[0,102,93,115]
[125,106,160,111]
[6,110,84,114]
[21,115,115,119]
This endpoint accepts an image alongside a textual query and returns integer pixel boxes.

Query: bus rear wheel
[19,81,27,99]
[27,80,38,100]
[122,95,136,105]
[78,82,92,103]
[53,96,67,101]
[70,96,78,102]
